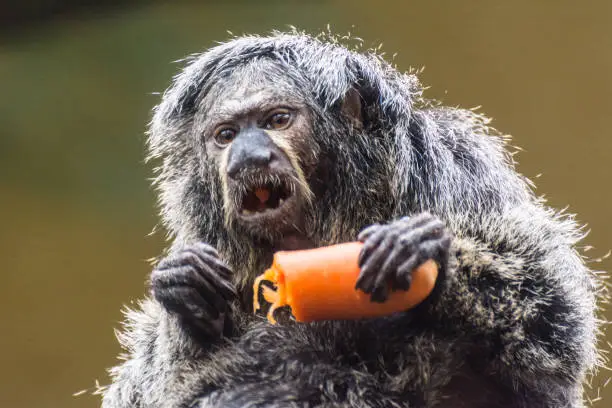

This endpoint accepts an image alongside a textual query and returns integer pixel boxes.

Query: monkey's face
[202,80,317,243]
[152,53,394,254]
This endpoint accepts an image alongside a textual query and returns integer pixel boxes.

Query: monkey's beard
[221,169,314,246]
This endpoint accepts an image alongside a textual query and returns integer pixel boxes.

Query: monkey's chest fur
[191,313,513,408]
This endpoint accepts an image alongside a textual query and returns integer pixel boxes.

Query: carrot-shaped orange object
[253,242,438,324]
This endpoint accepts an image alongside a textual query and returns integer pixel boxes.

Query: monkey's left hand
[356,212,451,303]
[150,243,237,340]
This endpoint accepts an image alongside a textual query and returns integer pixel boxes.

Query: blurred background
[1,1,610,407]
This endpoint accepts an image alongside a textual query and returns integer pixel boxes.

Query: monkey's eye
[265,110,292,130]
[214,127,237,147]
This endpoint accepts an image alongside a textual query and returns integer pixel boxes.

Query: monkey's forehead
[211,61,300,92]
[200,89,307,127]
[199,63,307,115]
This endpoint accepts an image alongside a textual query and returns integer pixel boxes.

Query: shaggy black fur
[100,32,604,408]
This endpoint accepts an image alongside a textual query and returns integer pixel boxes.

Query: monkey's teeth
[279,198,285,206]
[242,209,254,216]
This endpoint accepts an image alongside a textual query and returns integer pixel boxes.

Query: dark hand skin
[356,212,452,303]
[150,243,237,339]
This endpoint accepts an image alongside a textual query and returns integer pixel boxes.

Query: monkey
[99,32,605,408]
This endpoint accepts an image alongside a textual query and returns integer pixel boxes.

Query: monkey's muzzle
[237,177,296,222]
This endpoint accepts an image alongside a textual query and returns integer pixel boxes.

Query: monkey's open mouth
[239,182,293,216]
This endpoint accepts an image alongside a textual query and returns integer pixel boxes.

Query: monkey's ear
[340,87,363,129]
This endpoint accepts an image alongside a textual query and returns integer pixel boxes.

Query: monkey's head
[202,60,318,242]
[148,32,530,286]
[149,34,403,257]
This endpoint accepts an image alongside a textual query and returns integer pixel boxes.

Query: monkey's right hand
[150,243,237,339]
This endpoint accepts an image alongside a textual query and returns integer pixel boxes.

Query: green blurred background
[1,1,610,407]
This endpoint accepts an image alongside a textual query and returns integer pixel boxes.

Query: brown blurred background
[1,1,610,407]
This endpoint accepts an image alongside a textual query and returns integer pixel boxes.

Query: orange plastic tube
[253,242,438,324]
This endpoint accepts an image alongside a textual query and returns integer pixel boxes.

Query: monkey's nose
[227,148,273,178]
[226,129,278,179]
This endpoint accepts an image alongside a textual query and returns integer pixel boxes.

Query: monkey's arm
[101,300,217,408]
[427,207,599,405]
[102,243,240,408]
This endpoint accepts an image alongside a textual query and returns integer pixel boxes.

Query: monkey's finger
[370,262,398,303]
[397,218,445,248]
[365,232,399,271]
[358,234,398,292]
[191,242,220,258]
[356,242,387,292]
[188,253,233,283]
[155,252,197,271]
[197,253,234,281]
[152,265,229,313]
[181,249,234,289]
[358,226,390,266]
[156,250,233,283]
[355,261,380,294]
[355,269,374,294]
[188,245,226,270]
[369,281,390,303]
[182,249,233,280]
[155,254,183,271]
[150,265,207,288]
[394,253,418,291]
[155,242,219,269]
[162,262,230,312]
[438,232,452,253]
[195,261,237,302]
[378,242,410,290]
[418,234,452,267]
[395,235,449,290]
[357,223,383,242]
